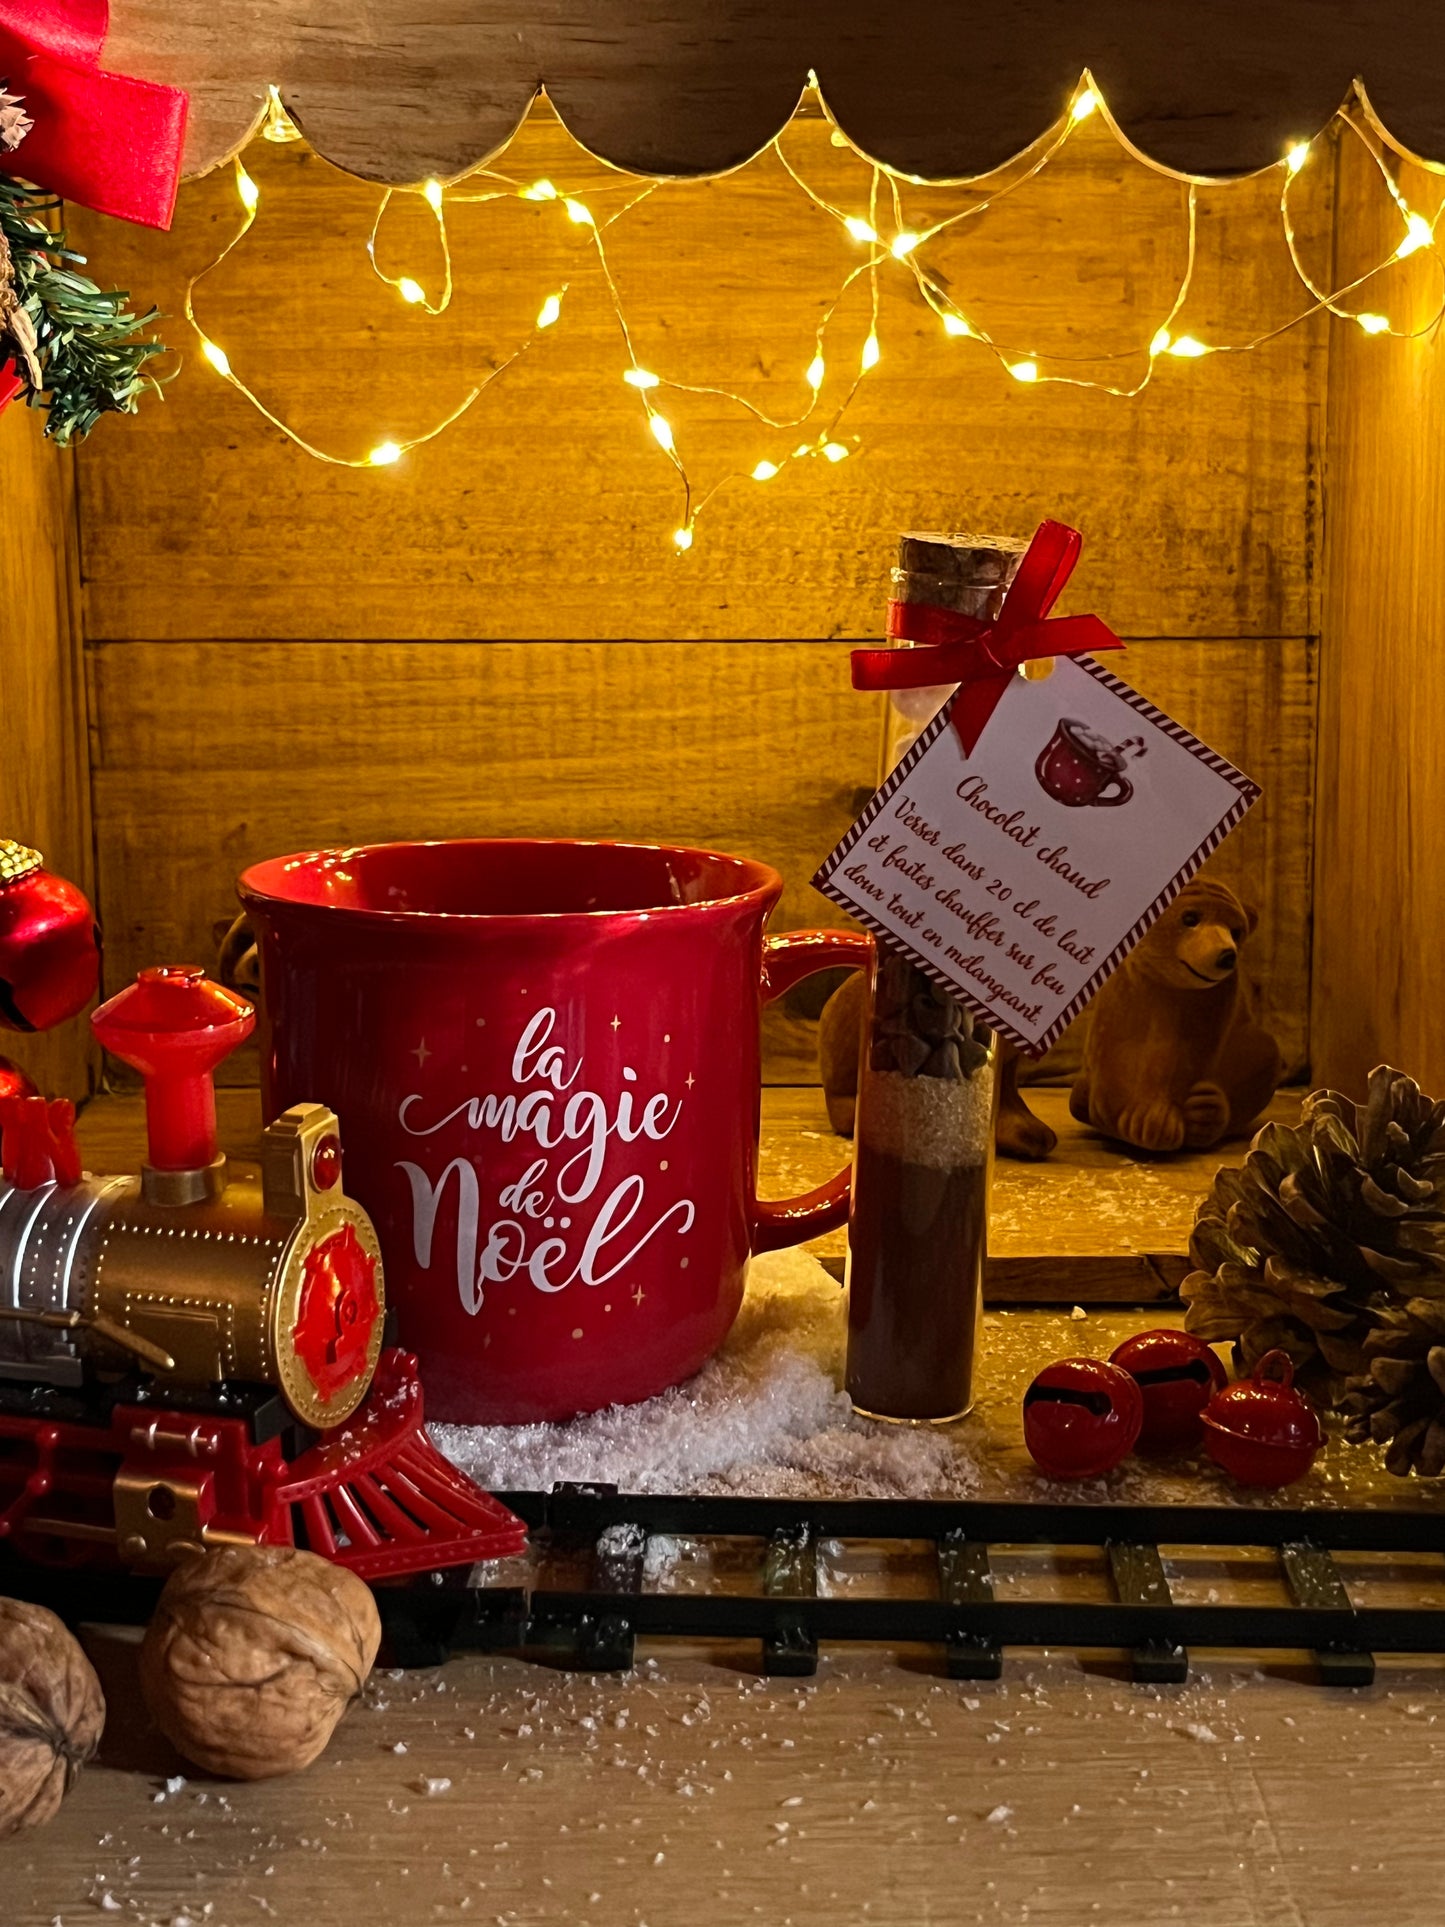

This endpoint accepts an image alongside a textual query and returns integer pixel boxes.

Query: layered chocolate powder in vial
[846,959,996,1421]
[845,532,1023,1424]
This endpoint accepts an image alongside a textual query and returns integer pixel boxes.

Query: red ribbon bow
[0,0,188,229]
[851,520,1124,757]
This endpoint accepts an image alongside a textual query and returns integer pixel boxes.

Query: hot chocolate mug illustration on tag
[1035,719,1144,808]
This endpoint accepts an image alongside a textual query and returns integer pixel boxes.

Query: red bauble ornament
[1109,1328,1229,1451]
[1200,1350,1322,1487]
[0,1055,36,1102]
[0,841,100,1033]
[1023,1357,1144,1479]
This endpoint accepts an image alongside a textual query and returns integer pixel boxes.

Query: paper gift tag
[813,656,1260,1054]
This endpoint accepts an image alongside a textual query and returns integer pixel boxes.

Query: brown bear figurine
[817,970,1058,1160]
[1069,878,1281,1153]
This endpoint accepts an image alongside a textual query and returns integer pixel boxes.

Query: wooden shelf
[762,1085,1300,1300]
[75,1084,1299,1306]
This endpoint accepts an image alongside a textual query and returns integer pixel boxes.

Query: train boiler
[0,965,524,1578]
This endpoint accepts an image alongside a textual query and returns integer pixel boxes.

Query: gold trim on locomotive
[0,1101,385,1430]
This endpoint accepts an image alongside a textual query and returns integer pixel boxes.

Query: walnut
[0,1598,105,1838]
[140,1546,381,1780]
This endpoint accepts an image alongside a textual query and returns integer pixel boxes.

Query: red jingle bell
[0,841,101,1033]
[1200,1350,1322,1488]
[1023,1358,1144,1479]
[1109,1328,1228,1451]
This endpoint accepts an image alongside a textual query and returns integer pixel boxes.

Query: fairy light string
[183,71,1445,544]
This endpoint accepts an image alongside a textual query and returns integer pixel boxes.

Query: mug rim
[237,836,784,926]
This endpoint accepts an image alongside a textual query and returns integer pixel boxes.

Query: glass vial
[845,531,1027,1423]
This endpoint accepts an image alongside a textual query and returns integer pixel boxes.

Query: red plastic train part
[271,1351,527,1579]
[0,1403,291,1562]
[0,1094,80,1188]
[91,964,254,1173]
[292,1223,383,1405]
[0,1350,526,1579]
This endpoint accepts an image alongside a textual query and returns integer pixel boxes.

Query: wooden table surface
[10,1084,1445,1927]
[10,1623,1445,1927]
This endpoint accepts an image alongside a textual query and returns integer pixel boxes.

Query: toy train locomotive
[0,965,525,1579]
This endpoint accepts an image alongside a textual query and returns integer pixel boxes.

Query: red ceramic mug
[238,839,870,1424]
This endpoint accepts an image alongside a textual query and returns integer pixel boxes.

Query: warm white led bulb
[423,180,444,211]
[1286,142,1309,175]
[369,440,403,466]
[843,216,878,243]
[1071,88,1099,122]
[262,85,300,144]
[649,414,675,452]
[941,313,971,337]
[521,179,558,201]
[752,460,780,481]
[890,231,920,258]
[200,339,231,377]
[624,368,661,389]
[822,442,850,462]
[1166,335,1210,358]
[398,278,426,305]
[1357,312,1390,334]
[805,354,825,391]
[236,167,259,213]
[566,199,595,226]
[673,527,694,550]
[536,293,562,328]
[860,333,881,371]
[1008,359,1039,383]
[1397,212,1434,259]
[1149,327,1172,357]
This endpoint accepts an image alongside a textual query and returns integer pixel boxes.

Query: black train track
[12,1482,1445,1687]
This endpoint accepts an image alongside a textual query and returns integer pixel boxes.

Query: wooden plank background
[1313,135,1445,1097]
[68,109,1327,1083]
[0,412,93,1100]
[74,111,1326,643]
[86,632,1315,1082]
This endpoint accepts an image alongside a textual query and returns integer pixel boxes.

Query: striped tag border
[812,657,1261,1056]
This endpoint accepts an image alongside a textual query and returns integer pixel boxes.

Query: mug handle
[752,928,873,1254]
[1094,774,1133,807]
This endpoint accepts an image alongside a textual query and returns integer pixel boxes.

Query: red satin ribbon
[0,0,188,229]
[851,519,1124,756]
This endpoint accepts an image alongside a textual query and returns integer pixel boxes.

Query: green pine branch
[0,175,165,444]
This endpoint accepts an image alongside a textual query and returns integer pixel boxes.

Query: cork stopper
[894,531,1028,616]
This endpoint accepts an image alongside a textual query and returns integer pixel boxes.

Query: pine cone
[0,231,41,389]
[0,89,30,154]
[1341,1298,1445,1476]
[1182,1066,1445,1399]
